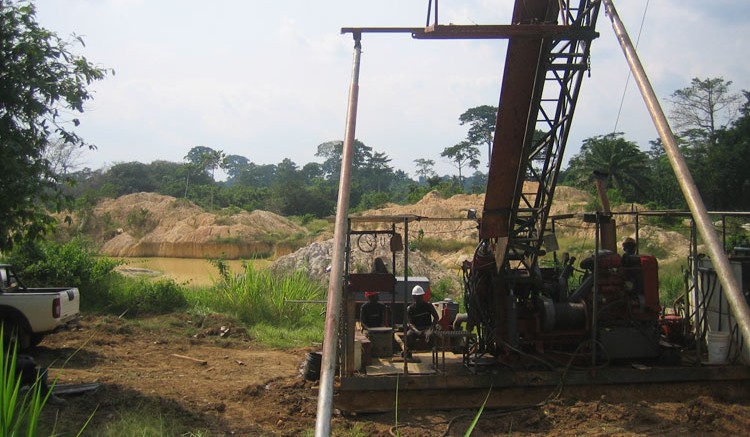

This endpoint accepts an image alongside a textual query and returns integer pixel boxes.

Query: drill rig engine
[456,0,663,365]
[463,235,662,362]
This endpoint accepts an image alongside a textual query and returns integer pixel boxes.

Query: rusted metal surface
[341,25,597,40]
[315,32,362,437]
[481,0,557,242]
[339,364,750,393]
[336,373,750,413]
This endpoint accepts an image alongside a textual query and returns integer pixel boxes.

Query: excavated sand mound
[61,193,305,259]
[60,187,690,277]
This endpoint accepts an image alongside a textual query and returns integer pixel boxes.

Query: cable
[612,0,651,133]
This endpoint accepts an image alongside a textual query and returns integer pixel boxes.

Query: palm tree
[566,133,650,201]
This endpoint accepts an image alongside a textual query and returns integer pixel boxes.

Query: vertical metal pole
[691,220,701,365]
[403,218,410,375]
[591,214,600,372]
[602,0,750,350]
[391,224,397,328]
[315,31,362,437]
[551,219,558,268]
[634,212,640,254]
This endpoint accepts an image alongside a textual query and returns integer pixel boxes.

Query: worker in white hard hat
[403,285,439,359]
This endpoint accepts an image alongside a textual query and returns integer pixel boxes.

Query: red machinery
[454,0,664,363]
[336,0,667,367]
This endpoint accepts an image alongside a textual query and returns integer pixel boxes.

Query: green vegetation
[1,328,51,436]
[292,216,331,238]
[188,263,325,347]
[658,263,687,308]
[3,238,122,312]
[107,278,189,317]
[3,239,324,349]
[411,237,473,254]
[430,277,455,302]
[465,385,494,436]
[86,404,206,437]
[125,207,157,238]
[0,1,110,251]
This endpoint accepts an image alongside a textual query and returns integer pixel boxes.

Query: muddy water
[116,257,272,287]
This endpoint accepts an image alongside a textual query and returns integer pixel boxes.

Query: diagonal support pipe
[602,0,750,353]
[314,31,362,437]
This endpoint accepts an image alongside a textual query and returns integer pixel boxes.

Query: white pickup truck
[0,263,80,350]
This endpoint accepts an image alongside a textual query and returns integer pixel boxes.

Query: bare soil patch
[33,315,750,436]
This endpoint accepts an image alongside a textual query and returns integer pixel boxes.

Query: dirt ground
[33,314,750,436]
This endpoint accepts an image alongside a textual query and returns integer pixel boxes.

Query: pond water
[115,257,272,287]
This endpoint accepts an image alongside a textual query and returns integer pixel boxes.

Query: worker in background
[404,285,439,359]
[621,236,641,267]
[372,257,388,274]
[621,236,637,256]
[15,354,65,405]
[620,236,642,294]
[360,291,386,331]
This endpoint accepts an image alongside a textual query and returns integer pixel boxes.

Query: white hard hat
[412,285,425,296]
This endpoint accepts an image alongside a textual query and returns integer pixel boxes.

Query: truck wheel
[1,317,33,351]
[30,333,45,348]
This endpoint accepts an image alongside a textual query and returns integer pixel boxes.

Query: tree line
[64,138,488,219]
[562,78,749,211]
[66,76,750,220]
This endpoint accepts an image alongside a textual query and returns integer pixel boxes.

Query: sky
[33,0,750,179]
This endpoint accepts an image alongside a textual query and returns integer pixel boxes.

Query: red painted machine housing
[638,255,661,319]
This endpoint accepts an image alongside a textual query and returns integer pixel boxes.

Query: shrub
[430,277,454,301]
[3,237,122,311]
[126,208,157,237]
[109,278,188,316]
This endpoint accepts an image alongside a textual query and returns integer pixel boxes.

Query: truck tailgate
[57,288,81,323]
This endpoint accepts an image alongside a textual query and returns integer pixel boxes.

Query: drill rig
[317,2,750,426]
[461,0,662,364]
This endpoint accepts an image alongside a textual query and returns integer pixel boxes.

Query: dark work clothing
[405,300,439,353]
[360,301,386,329]
[407,300,438,331]
[16,354,52,393]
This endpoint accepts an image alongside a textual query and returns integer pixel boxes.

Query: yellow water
[116,257,272,287]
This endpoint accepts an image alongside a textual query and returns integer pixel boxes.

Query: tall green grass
[187,264,325,347]
[1,327,50,437]
[93,406,207,437]
[659,263,687,308]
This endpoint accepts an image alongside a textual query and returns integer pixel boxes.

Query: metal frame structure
[317,0,750,431]
[480,0,601,274]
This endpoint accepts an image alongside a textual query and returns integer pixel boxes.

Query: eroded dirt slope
[57,192,305,259]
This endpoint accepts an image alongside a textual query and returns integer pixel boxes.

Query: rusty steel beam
[481,0,558,242]
[339,365,750,392]
[336,365,750,413]
[341,25,597,40]
[315,32,362,437]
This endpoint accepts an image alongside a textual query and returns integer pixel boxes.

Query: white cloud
[31,0,748,176]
